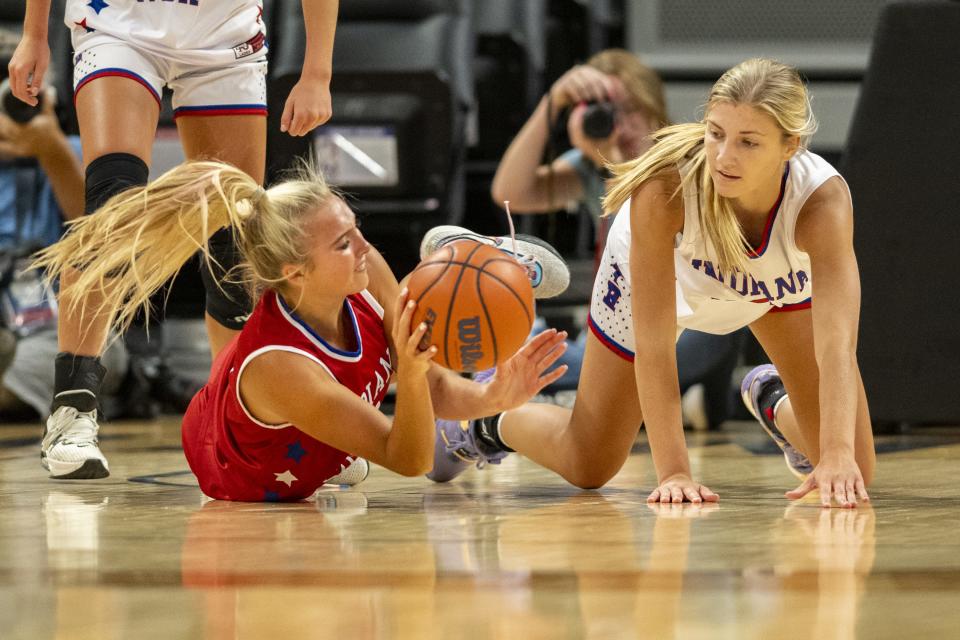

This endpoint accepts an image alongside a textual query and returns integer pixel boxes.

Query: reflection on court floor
[1,417,959,639]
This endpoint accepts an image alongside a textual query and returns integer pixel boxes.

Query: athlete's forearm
[386,370,435,476]
[427,366,499,420]
[300,0,337,80]
[491,96,553,208]
[634,351,691,481]
[22,0,53,38]
[816,347,859,458]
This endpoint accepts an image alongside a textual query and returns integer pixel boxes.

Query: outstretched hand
[482,328,569,411]
[786,454,870,508]
[647,474,720,504]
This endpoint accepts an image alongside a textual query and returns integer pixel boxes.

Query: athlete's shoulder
[627,167,684,234]
[789,149,841,189]
[804,175,851,211]
[239,347,339,425]
[360,246,396,316]
[796,176,854,252]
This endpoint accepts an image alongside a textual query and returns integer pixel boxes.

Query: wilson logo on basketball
[457,316,484,371]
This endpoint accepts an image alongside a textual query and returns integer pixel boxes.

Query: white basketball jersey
[604,149,843,335]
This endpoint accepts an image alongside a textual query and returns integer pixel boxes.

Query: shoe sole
[46,457,110,480]
[419,226,570,299]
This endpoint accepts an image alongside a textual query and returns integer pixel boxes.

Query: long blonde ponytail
[32,160,331,334]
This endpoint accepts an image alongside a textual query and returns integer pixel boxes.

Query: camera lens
[581,102,616,139]
[0,78,44,124]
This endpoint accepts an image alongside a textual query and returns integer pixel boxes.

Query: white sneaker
[324,456,369,486]
[42,407,110,479]
[419,225,570,299]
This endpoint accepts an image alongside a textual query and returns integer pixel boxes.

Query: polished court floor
[1,416,959,639]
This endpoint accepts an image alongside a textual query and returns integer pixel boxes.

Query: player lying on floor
[32,160,572,501]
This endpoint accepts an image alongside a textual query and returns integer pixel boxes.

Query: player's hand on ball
[483,328,569,411]
[392,288,437,377]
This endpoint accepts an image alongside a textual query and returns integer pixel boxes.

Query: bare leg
[499,331,644,488]
[62,78,160,356]
[750,310,876,484]
[176,114,266,358]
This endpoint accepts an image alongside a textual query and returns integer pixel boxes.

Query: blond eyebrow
[705,118,768,136]
[330,219,359,247]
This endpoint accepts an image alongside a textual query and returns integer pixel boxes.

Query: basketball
[406,240,535,372]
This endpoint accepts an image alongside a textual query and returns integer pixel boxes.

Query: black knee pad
[201,227,252,330]
[84,152,149,215]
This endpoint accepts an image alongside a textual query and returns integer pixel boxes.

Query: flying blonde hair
[32,161,335,334]
[603,58,818,274]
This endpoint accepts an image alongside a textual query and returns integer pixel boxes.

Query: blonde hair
[32,161,334,333]
[603,58,818,274]
[588,48,669,129]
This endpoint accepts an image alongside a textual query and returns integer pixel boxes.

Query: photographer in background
[492,49,668,226]
[0,81,129,421]
[491,50,743,428]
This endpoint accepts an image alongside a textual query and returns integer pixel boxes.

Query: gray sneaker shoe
[740,365,813,479]
[426,418,511,483]
[42,406,110,479]
[419,225,570,299]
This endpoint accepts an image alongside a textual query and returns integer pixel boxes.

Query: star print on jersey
[275,470,298,487]
[87,0,109,15]
[285,440,308,464]
[73,18,95,33]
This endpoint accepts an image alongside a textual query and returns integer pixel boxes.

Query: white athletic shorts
[66,0,267,118]
[588,235,809,362]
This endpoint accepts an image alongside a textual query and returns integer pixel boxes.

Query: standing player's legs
[748,309,876,485]
[44,75,159,479]
[498,331,645,489]
[65,78,159,355]
[176,114,266,357]
[171,59,268,359]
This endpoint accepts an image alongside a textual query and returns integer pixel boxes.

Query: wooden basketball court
[2,416,959,639]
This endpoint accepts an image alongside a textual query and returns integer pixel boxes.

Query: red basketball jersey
[182,289,393,502]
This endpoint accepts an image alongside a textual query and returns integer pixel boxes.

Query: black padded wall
[843,1,960,423]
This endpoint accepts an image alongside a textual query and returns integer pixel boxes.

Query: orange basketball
[406,240,535,372]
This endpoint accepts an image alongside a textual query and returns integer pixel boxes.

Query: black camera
[0,77,44,123]
[581,101,616,139]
